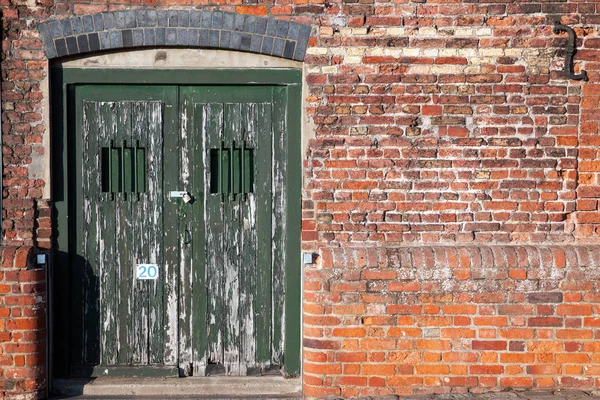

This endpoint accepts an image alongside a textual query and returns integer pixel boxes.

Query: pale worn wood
[113,102,135,365]
[82,101,100,365]
[240,103,258,372]
[99,102,119,366]
[162,92,180,368]
[204,103,225,370]
[191,102,207,376]
[145,101,165,365]
[271,88,287,363]
[193,90,282,376]
[61,71,302,378]
[179,97,194,375]
[223,103,242,375]
[254,102,273,369]
[78,85,288,376]
[73,86,179,375]
[130,101,147,365]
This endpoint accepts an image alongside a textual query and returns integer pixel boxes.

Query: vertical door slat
[82,101,100,365]
[179,98,193,375]
[192,101,207,375]
[223,103,243,375]
[113,102,134,364]
[255,102,273,368]
[241,103,258,371]
[99,102,119,365]
[204,103,225,369]
[163,90,180,367]
[131,102,147,364]
[146,101,165,364]
[271,88,287,362]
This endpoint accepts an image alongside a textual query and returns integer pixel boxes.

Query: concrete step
[51,376,303,399]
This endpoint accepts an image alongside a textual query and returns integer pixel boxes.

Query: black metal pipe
[553,22,588,81]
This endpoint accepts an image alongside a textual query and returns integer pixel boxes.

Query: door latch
[184,228,192,245]
[170,191,193,203]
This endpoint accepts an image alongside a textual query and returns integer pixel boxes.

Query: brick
[388,281,420,292]
[303,386,341,398]
[470,365,503,374]
[332,328,365,338]
[499,328,534,339]
[528,317,563,327]
[336,352,366,362]
[416,365,449,374]
[362,364,395,375]
[304,362,342,375]
[472,341,507,351]
[500,377,533,387]
[557,305,592,316]
[235,6,268,17]
[527,292,563,303]
[442,305,477,315]
[303,339,339,350]
[527,365,560,375]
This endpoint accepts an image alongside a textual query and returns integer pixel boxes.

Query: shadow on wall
[51,249,98,397]
[49,378,95,399]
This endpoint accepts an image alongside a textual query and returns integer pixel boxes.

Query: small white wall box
[303,253,314,264]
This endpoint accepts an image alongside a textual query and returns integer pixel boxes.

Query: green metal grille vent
[210,140,254,200]
[101,141,146,196]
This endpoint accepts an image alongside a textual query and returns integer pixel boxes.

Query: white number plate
[136,264,159,280]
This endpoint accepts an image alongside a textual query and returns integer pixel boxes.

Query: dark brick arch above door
[38,10,311,61]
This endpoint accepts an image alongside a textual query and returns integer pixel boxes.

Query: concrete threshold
[51,376,303,399]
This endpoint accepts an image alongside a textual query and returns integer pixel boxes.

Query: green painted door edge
[283,84,302,378]
[52,67,302,86]
[50,67,303,378]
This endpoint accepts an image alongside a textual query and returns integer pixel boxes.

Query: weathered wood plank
[272,88,287,363]
[191,101,207,376]
[114,102,134,365]
[146,101,165,365]
[179,97,194,376]
[162,94,180,367]
[254,102,273,370]
[223,103,242,375]
[240,103,258,372]
[82,101,100,366]
[131,101,148,365]
[99,102,119,366]
[204,103,225,371]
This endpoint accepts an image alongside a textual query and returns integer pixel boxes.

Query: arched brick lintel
[38,10,311,61]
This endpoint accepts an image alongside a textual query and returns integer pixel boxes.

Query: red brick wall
[578,20,600,238]
[3,0,600,397]
[0,246,46,399]
[302,15,588,245]
[304,246,600,397]
[297,3,600,394]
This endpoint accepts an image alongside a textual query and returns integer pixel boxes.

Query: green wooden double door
[64,81,299,378]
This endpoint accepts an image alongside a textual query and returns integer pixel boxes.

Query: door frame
[50,66,303,378]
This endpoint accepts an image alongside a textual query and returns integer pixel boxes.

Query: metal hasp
[553,22,588,81]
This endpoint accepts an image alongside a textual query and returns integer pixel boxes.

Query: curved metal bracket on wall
[553,22,588,81]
